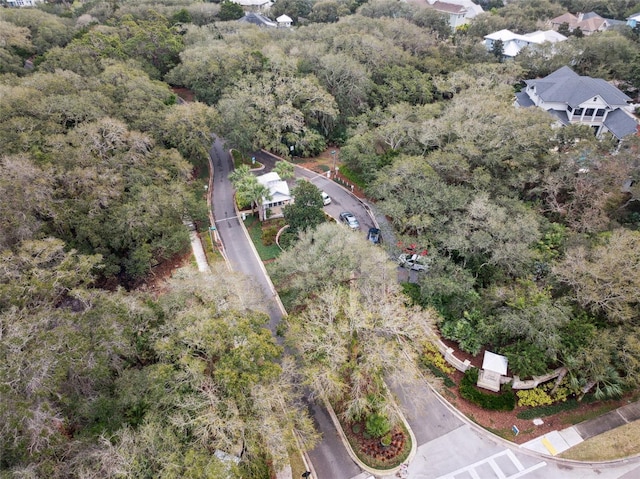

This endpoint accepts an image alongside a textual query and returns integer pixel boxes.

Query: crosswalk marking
[506,449,525,471]
[434,450,546,479]
[488,458,507,479]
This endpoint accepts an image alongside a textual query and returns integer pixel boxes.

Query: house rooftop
[430,1,466,14]
[257,172,290,200]
[524,66,631,108]
[482,351,508,376]
[232,0,272,5]
[238,12,276,27]
[515,91,535,107]
[550,12,577,24]
[604,109,639,139]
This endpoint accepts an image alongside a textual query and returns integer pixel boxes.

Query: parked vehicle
[339,211,359,230]
[397,253,428,272]
[321,191,331,205]
[367,227,381,244]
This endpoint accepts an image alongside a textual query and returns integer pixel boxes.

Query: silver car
[339,211,359,230]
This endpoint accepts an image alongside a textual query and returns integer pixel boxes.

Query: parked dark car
[367,227,381,244]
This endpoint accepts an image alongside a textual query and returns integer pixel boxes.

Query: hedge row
[459,368,516,411]
[516,394,596,419]
[425,363,456,388]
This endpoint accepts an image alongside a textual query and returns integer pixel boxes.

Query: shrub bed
[459,368,516,411]
[516,394,596,419]
[343,417,412,470]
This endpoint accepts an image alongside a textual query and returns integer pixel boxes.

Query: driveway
[251,150,376,234]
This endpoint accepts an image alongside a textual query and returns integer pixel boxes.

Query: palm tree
[274,161,295,180]
[246,180,272,220]
[228,164,252,187]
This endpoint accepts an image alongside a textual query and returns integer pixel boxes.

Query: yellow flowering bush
[517,387,554,407]
[422,341,455,375]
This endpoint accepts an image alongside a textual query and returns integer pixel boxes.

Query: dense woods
[2,0,640,475]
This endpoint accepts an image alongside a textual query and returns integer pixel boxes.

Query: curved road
[210,143,640,479]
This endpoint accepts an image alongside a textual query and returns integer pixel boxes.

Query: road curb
[207,137,230,268]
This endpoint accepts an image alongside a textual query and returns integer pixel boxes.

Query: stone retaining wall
[433,338,566,390]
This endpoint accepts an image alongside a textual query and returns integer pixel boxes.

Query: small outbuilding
[276,14,293,28]
[477,351,508,392]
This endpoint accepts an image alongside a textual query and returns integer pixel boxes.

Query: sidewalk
[189,230,210,273]
[521,400,640,456]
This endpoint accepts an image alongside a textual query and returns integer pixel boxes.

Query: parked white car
[321,191,331,205]
[398,253,429,272]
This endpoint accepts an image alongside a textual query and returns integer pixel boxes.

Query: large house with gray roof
[515,66,638,140]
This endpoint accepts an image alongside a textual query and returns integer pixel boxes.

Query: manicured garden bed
[341,416,411,469]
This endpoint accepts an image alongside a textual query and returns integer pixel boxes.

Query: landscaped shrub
[516,399,580,419]
[459,368,516,411]
[422,341,455,375]
[425,363,456,388]
[421,342,456,387]
[517,377,581,408]
[517,387,554,407]
[365,413,390,439]
[440,312,483,356]
[516,394,596,419]
[261,223,280,246]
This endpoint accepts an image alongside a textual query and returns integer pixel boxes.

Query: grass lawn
[561,402,621,426]
[560,419,640,461]
[243,215,282,261]
[232,149,262,169]
[288,449,308,479]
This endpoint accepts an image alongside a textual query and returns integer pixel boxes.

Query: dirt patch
[295,147,341,173]
[135,250,192,297]
[171,86,196,102]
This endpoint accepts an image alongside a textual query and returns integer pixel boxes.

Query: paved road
[211,145,640,479]
[210,138,281,330]
[210,142,361,478]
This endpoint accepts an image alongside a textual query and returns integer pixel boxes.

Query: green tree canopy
[283,180,326,236]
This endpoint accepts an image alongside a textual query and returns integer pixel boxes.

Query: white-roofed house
[627,12,640,28]
[406,0,483,31]
[276,14,293,28]
[484,29,567,59]
[256,172,292,220]
[231,0,273,13]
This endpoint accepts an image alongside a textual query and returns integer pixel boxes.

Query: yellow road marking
[541,437,558,456]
